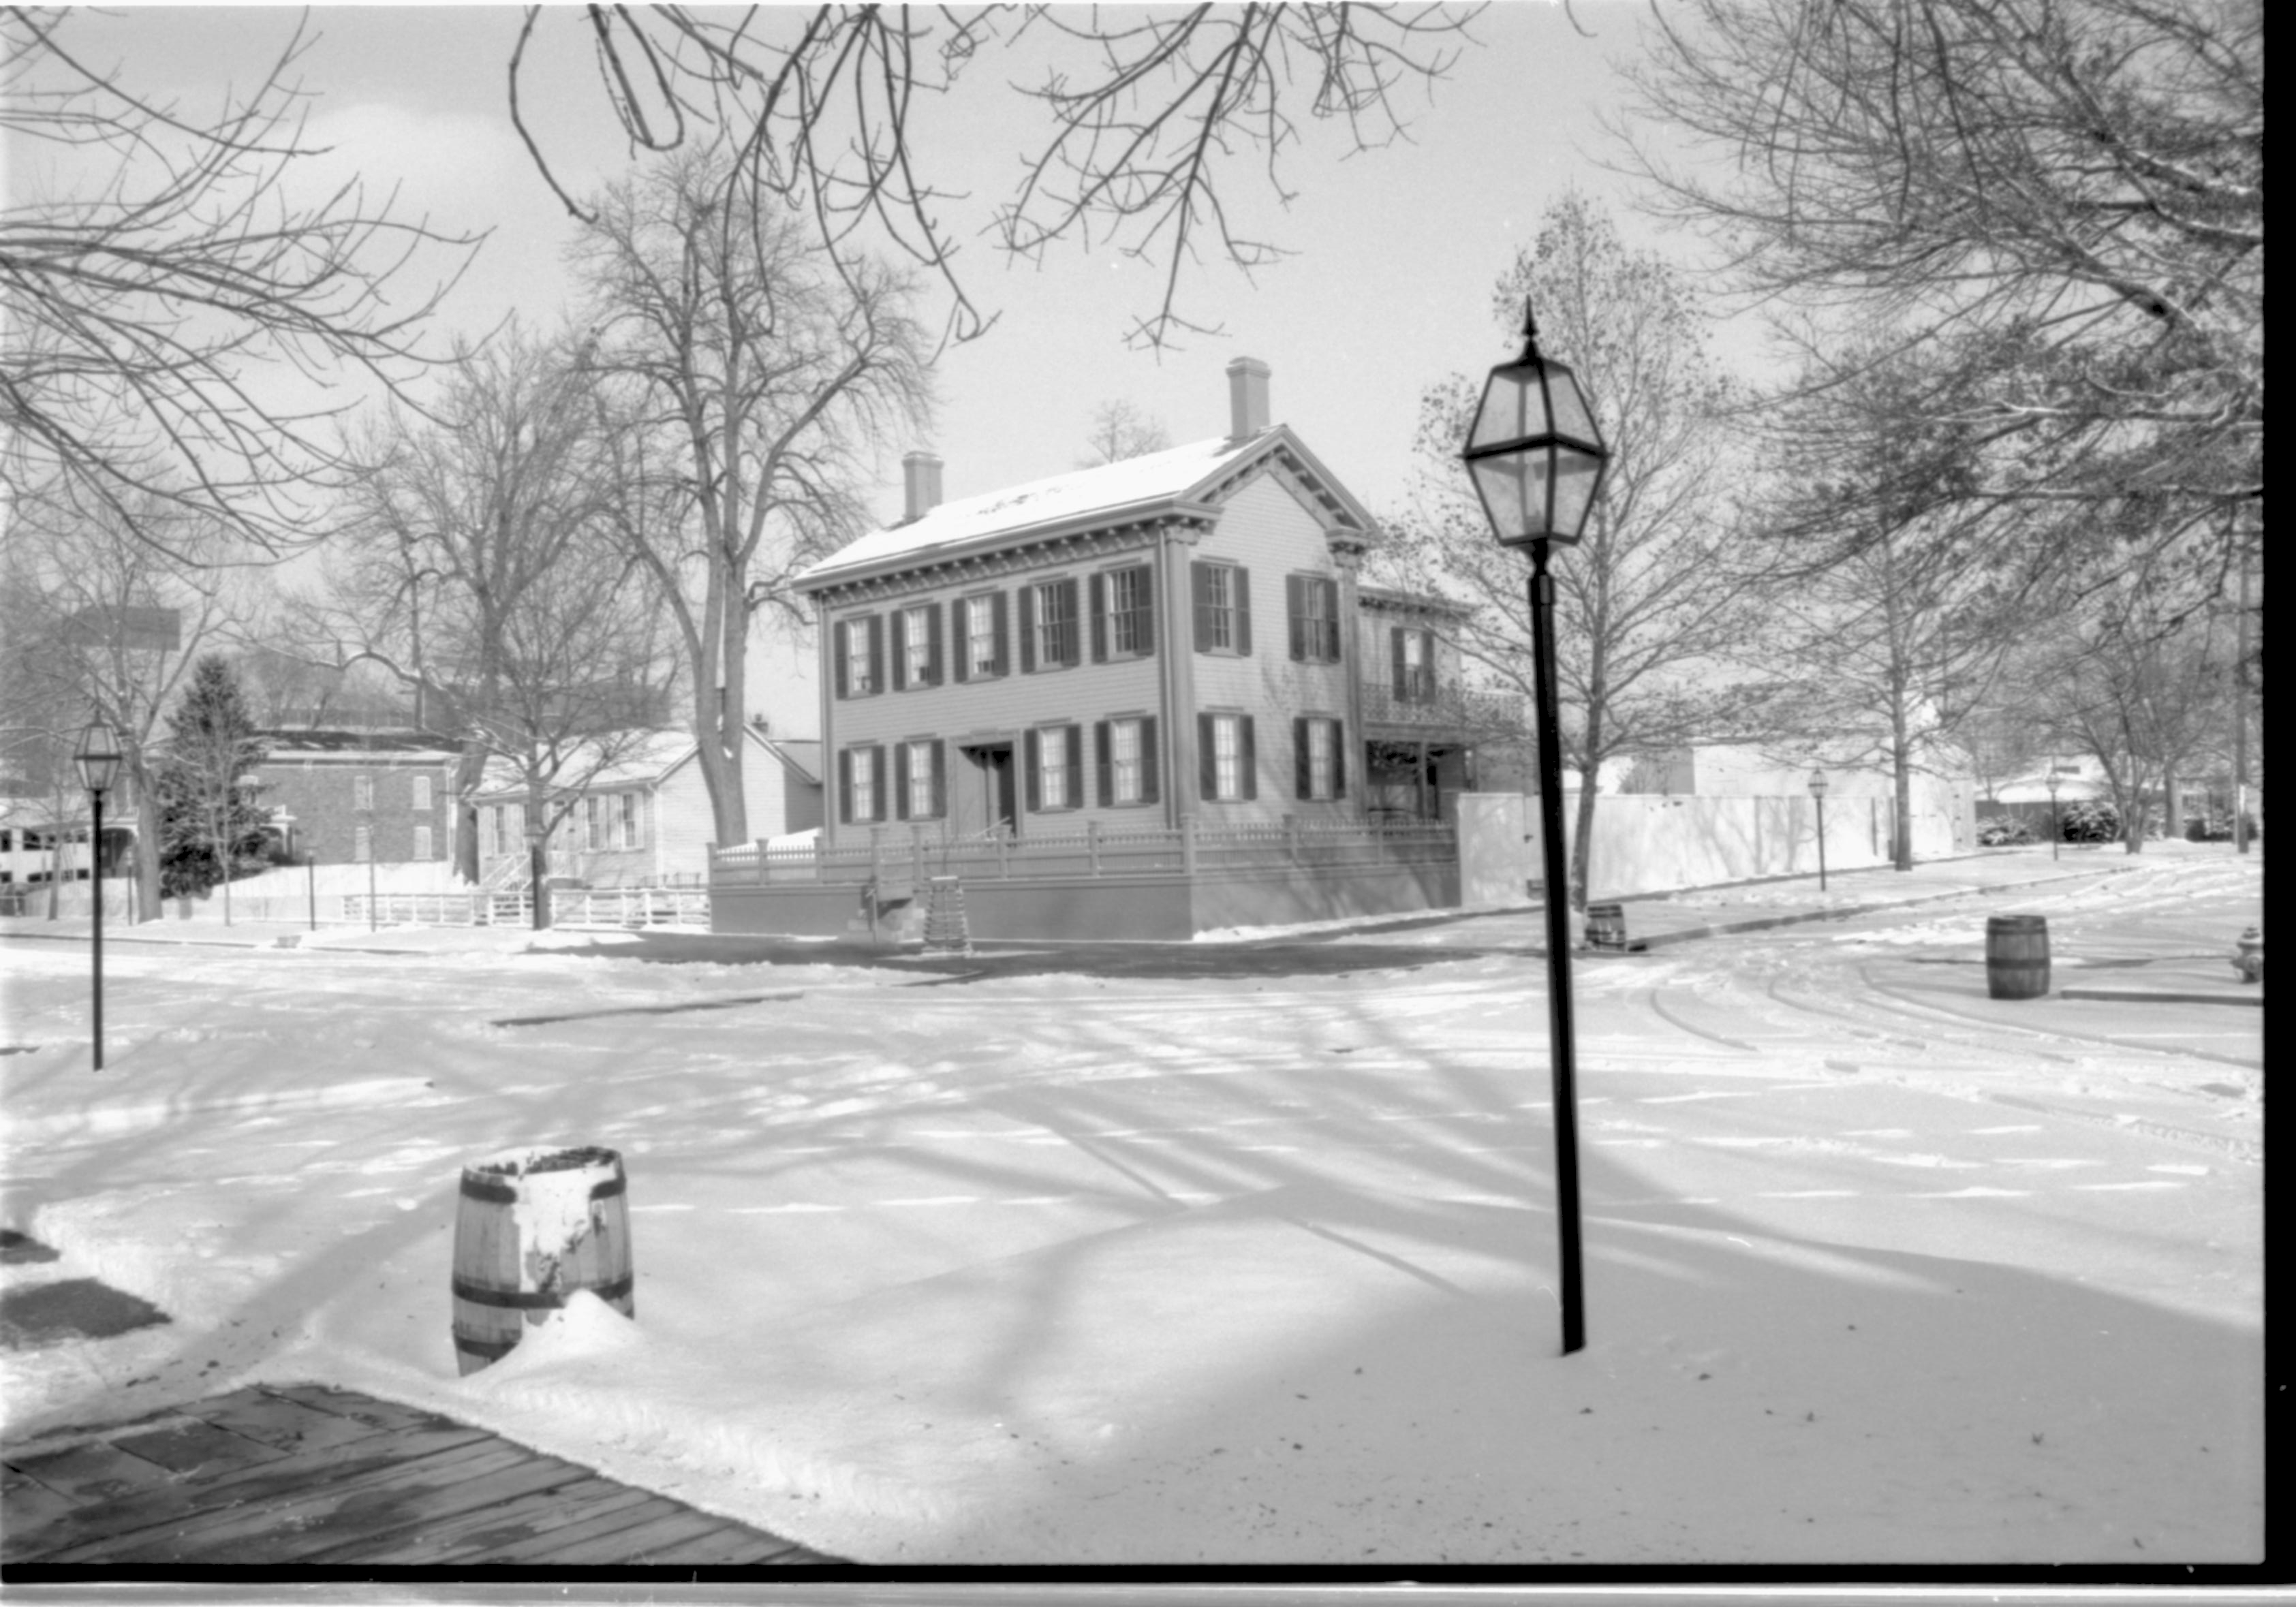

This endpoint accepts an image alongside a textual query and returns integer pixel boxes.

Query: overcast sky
[24,2,1743,730]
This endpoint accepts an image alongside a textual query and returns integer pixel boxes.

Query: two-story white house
[710,359,1480,939]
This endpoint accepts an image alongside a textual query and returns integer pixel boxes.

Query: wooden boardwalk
[1,1382,844,1566]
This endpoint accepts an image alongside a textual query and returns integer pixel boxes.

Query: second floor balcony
[1359,679,1527,739]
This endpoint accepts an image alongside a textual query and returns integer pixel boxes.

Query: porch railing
[1359,681,1526,735]
[710,818,1456,890]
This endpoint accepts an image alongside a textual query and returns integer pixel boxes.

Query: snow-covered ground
[0,858,2263,1563]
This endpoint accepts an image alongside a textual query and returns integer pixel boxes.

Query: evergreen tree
[157,655,269,900]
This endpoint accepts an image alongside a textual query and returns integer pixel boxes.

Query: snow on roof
[471,730,697,801]
[795,431,1274,588]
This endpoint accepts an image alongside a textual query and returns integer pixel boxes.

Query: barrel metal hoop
[452,1332,522,1360]
[450,1273,635,1310]
[459,1174,519,1203]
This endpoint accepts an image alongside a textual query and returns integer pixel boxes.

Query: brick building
[250,732,460,866]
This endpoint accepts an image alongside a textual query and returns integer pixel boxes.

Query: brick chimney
[901,452,944,522]
[1226,357,1271,441]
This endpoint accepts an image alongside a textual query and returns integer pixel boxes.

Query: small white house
[474,727,822,888]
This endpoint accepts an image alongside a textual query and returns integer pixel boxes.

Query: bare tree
[0,7,477,557]
[1,485,249,919]
[1745,339,2053,869]
[510,5,1482,351]
[1616,0,2263,589]
[315,324,679,886]
[573,146,932,850]
[1375,194,1776,907]
[2028,584,2234,852]
[1078,399,1175,467]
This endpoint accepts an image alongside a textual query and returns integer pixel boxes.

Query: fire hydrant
[2231,926,2263,984]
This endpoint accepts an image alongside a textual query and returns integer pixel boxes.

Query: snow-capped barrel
[1985,915,2051,1001]
[451,1144,633,1375]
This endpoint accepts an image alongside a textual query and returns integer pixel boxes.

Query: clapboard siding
[1188,475,1357,824]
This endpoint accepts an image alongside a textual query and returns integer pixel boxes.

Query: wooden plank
[3,1439,177,1504]
[186,1388,403,1454]
[298,1476,658,1565]
[517,1505,741,1565]
[110,1419,288,1477]
[260,1384,455,1434]
[629,1520,810,1566]
[1,1469,85,1561]
[455,1494,697,1563]
[146,1445,598,1564]
[20,1426,495,1562]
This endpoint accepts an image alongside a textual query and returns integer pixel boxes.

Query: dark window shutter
[833,621,850,700]
[951,600,969,683]
[1391,627,1407,700]
[894,741,912,820]
[1331,719,1347,798]
[925,601,943,685]
[1090,573,1108,663]
[1235,567,1252,655]
[1063,723,1082,805]
[1241,715,1258,799]
[869,746,887,821]
[1019,584,1038,674]
[1287,575,1305,661]
[1198,713,1217,800]
[1095,721,1113,805]
[1294,716,1310,799]
[1192,562,1213,651]
[1135,565,1155,655]
[1421,631,1437,699]
[1024,728,1042,812]
[890,610,909,692]
[1319,578,1340,660]
[930,740,946,817]
[837,749,852,824]
[867,618,884,696]
[1141,715,1160,802]
[1059,578,1081,666]
[991,591,1009,676]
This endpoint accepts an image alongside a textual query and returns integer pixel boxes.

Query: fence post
[1181,813,1198,876]
[1285,813,1301,865]
[996,828,1009,879]
[1087,820,1102,876]
[912,827,926,890]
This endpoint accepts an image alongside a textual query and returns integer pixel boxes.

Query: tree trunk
[452,743,489,883]
[1568,768,1599,911]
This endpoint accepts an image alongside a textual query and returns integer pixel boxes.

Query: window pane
[969,595,996,674]
[1112,719,1141,803]
[908,741,935,818]
[1213,715,1239,799]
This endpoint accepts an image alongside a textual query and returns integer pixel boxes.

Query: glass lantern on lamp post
[1808,770,1830,892]
[74,721,123,1071]
[1460,299,1611,1358]
[2045,769,2062,861]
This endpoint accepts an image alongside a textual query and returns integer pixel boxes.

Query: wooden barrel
[1985,915,2051,1001]
[452,1145,633,1375]
[1585,902,1627,950]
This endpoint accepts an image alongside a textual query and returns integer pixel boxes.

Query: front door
[961,743,1017,837]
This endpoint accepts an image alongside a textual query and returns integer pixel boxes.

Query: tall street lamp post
[1461,298,1612,1357]
[2045,769,2061,861]
[1808,770,1830,893]
[361,809,377,931]
[74,721,123,1072]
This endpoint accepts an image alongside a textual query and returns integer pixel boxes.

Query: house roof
[793,425,1374,592]
[1356,584,1475,621]
[255,730,461,763]
[471,726,821,802]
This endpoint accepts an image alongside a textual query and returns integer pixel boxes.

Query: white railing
[549,887,711,928]
[711,817,1456,890]
[343,891,532,926]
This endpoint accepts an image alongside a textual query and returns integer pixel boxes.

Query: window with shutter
[1203,713,1253,800]
[1030,724,1075,809]
[1192,561,1250,654]
[903,739,939,820]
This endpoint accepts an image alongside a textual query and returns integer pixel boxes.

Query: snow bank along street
[0,853,2262,1563]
